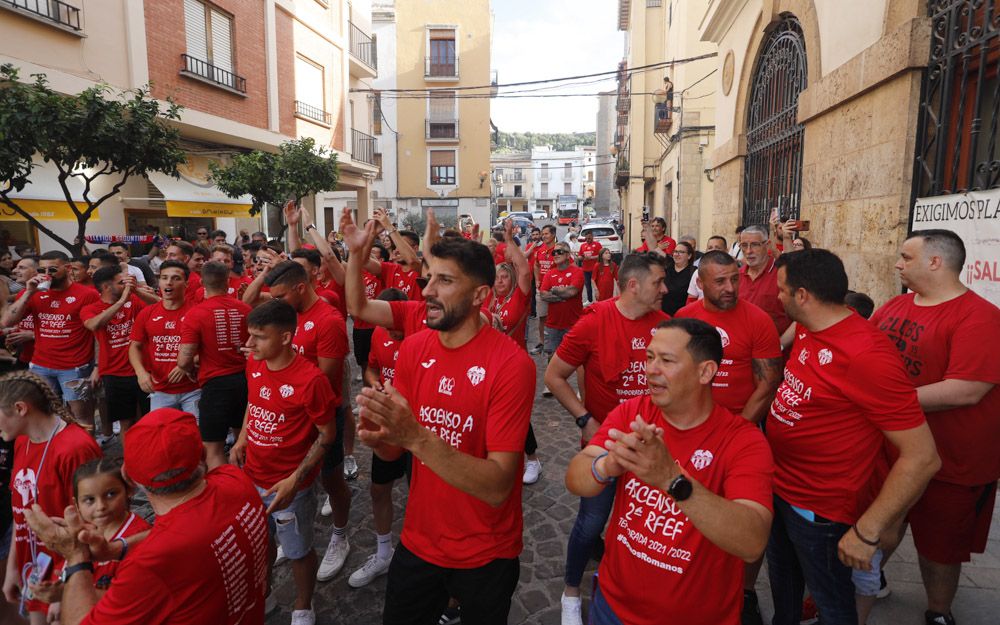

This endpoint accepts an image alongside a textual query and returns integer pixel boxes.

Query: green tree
[0,64,185,254]
[209,137,340,219]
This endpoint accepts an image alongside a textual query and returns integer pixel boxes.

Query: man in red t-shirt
[26,407,268,625]
[5,257,37,368]
[545,252,668,623]
[539,242,584,364]
[231,300,337,624]
[176,261,251,470]
[165,240,203,293]
[1,250,100,428]
[128,261,199,415]
[871,229,1000,625]
[81,265,153,436]
[578,230,603,304]
[530,224,558,354]
[566,318,773,625]
[737,225,791,334]
[634,216,677,255]
[766,249,940,625]
[350,232,535,625]
[262,260,352,583]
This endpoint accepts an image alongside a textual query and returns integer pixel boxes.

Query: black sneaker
[925,611,956,625]
[741,590,764,625]
[438,606,460,625]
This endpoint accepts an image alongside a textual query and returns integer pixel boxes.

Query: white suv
[573,222,623,260]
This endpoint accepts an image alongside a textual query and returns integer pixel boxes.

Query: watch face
[669,475,693,501]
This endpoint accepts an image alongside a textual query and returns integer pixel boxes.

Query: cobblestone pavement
[252,315,1000,624]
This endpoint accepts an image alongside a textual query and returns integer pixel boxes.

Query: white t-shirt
[687,271,702,300]
[125,264,146,285]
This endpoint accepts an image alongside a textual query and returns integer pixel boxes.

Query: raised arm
[284,200,302,252]
[83,280,134,332]
[422,210,441,259]
[374,208,420,271]
[0,276,40,327]
[343,209,396,329]
[299,204,347,286]
[503,219,532,294]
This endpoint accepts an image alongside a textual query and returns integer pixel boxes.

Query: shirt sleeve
[686,272,700,298]
[79,303,99,324]
[555,313,595,367]
[315,311,348,360]
[750,308,783,359]
[304,373,336,427]
[942,302,1000,384]
[589,402,631,449]
[178,307,203,346]
[389,300,408,331]
[79,561,174,625]
[128,308,149,343]
[721,426,775,512]
[485,348,537,453]
[844,344,927,432]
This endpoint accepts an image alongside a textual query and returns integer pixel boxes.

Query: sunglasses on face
[41,267,61,274]
[553,250,568,256]
[197,231,208,236]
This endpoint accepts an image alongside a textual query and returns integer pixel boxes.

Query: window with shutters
[294,56,329,124]
[426,28,458,78]
[426,91,458,140]
[429,150,457,186]
[372,93,382,135]
[182,0,245,93]
[374,153,383,180]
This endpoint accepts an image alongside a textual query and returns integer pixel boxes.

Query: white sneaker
[343,455,359,480]
[320,495,332,517]
[274,545,288,565]
[354,372,363,382]
[523,459,542,484]
[317,537,350,581]
[348,551,393,588]
[264,592,278,615]
[561,592,583,625]
[290,608,315,625]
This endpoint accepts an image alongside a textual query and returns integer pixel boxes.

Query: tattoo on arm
[294,431,331,487]
[751,357,784,383]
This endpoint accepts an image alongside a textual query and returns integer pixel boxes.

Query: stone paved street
[261,316,1000,625]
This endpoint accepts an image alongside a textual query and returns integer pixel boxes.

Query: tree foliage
[0,64,185,254]
[494,131,596,153]
[209,137,340,217]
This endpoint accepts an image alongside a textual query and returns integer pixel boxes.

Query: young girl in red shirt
[593,249,619,302]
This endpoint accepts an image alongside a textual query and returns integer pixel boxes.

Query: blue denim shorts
[851,548,884,596]
[30,362,94,401]
[257,484,317,560]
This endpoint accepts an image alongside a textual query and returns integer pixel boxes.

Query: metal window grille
[351,129,377,165]
[3,0,81,29]
[742,16,807,226]
[913,0,1000,197]
[181,53,246,93]
[349,22,377,71]
[295,100,331,124]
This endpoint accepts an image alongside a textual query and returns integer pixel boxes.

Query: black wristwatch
[575,412,593,429]
[60,561,94,583]
[667,474,693,502]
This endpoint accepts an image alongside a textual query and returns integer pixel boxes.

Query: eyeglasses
[196,231,208,236]
[738,241,766,251]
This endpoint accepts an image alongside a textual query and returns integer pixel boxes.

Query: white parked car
[531,209,548,220]
[573,222,623,259]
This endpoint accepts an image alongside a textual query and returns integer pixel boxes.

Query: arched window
[743,16,808,226]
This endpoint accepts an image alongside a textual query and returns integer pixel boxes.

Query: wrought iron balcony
[349,22,377,71]
[653,102,673,134]
[295,101,331,125]
[351,129,377,166]
[181,54,246,93]
[2,0,81,31]
[425,56,459,79]
[425,119,459,140]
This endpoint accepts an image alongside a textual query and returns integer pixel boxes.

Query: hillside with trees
[494,131,596,152]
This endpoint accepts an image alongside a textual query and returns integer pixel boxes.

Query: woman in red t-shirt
[0,371,101,623]
[593,249,618,302]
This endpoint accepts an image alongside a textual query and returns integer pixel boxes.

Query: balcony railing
[351,129,377,166]
[295,100,331,125]
[181,54,246,93]
[3,0,81,30]
[349,22,377,71]
[425,56,459,79]
[425,119,459,140]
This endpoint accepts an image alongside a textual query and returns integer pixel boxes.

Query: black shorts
[383,543,519,625]
[320,404,346,476]
[372,451,411,485]
[102,375,149,423]
[353,327,375,369]
[198,373,248,442]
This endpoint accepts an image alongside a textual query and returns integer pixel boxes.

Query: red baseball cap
[124,408,203,489]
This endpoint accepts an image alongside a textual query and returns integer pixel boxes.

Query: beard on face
[425,296,473,332]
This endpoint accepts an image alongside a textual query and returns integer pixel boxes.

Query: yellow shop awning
[1,160,98,222]
[147,171,253,218]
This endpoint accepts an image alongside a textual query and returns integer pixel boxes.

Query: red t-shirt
[675,299,782,414]
[594,263,618,302]
[390,266,425,302]
[767,313,927,523]
[12,424,101,612]
[389,300,430,336]
[367,326,399,385]
[871,290,1000,485]
[532,243,557,278]
[738,259,791,334]
[13,290,35,363]
[319,278,348,318]
[80,297,146,378]
[191,275,244,303]
[486,287,530,350]
[356,264,396,330]
[81,466,267,625]
[578,241,603,272]
[24,283,100,369]
[243,355,336,490]
[291,298,348,405]
[92,512,152,591]
[316,287,342,311]
[129,301,198,394]
[394,324,535,568]
[541,264,585,329]
[636,235,677,255]
[180,295,251,384]
[557,300,669,421]
[187,271,202,293]
[592,398,773,625]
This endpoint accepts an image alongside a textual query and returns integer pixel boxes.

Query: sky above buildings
[491,0,623,134]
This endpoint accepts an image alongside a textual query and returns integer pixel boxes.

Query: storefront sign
[913,188,1000,306]
[0,200,99,222]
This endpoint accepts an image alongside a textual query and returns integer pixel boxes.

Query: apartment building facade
[614,0,718,250]
[390,0,493,229]
[530,147,594,216]
[490,151,532,215]
[596,90,622,216]
[0,0,377,250]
